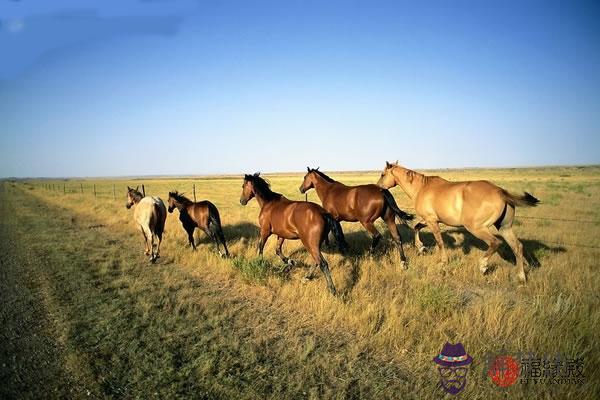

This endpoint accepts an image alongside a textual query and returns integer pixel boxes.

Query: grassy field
[1,166,599,399]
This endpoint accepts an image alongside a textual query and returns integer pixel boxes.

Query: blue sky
[0,0,599,177]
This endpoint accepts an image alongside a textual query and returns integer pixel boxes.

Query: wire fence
[27,181,600,251]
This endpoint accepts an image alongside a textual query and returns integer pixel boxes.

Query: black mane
[168,191,193,204]
[244,174,282,201]
[309,168,337,183]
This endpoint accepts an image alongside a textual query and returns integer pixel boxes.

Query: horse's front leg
[275,236,294,266]
[428,221,448,265]
[257,226,271,257]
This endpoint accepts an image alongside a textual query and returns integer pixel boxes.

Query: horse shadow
[415,227,566,268]
[196,222,259,245]
[341,224,415,258]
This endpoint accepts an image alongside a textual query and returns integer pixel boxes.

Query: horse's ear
[307,166,310,172]
[254,172,260,177]
[385,161,391,169]
[316,166,320,171]
[127,186,131,190]
[135,186,139,191]
[395,160,399,165]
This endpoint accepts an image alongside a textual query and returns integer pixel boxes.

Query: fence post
[113,184,116,200]
[193,183,196,202]
[93,184,96,198]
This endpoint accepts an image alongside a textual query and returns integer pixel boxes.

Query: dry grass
[2,165,599,399]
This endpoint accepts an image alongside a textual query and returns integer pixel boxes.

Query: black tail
[501,190,540,207]
[323,213,348,254]
[207,202,229,255]
[382,189,413,224]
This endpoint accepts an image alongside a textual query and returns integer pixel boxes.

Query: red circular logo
[487,356,520,387]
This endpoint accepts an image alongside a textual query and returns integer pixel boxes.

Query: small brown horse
[299,167,413,267]
[167,191,229,257]
[377,162,539,282]
[126,186,167,262]
[240,173,346,295]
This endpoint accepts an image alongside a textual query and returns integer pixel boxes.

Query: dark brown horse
[167,191,230,257]
[377,161,539,282]
[240,173,346,295]
[299,167,413,267]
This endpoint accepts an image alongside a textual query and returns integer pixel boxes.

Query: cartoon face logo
[433,342,473,395]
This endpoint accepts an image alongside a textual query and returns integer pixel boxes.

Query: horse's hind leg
[383,210,408,268]
[360,221,382,254]
[140,227,150,255]
[214,224,230,257]
[414,222,427,254]
[465,226,501,274]
[202,227,223,257]
[498,227,527,283]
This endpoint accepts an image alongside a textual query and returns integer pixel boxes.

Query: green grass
[1,165,600,399]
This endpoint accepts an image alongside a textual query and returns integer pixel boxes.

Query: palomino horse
[240,173,346,295]
[377,162,539,282]
[299,167,413,267]
[167,191,230,257]
[126,186,167,262]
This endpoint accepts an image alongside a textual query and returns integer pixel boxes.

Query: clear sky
[1,0,599,178]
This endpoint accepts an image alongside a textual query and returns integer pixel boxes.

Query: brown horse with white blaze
[377,162,539,283]
[299,167,413,267]
[240,173,346,295]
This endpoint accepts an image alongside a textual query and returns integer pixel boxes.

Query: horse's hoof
[286,259,296,267]
[517,272,527,284]
[400,260,408,270]
[417,246,426,255]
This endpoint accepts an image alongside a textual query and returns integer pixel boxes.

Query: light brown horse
[240,173,346,295]
[167,191,230,257]
[377,162,539,282]
[299,167,413,267]
[126,186,167,262]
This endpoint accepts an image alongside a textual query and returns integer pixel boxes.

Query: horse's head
[126,186,140,209]
[240,173,259,205]
[377,161,399,189]
[167,191,178,213]
[299,167,319,194]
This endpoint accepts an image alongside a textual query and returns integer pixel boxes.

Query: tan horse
[377,162,539,282]
[240,173,346,295]
[126,186,167,262]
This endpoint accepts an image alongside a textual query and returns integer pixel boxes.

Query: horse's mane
[310,168,336,183]
[129,188,144,201]
[245,174,281,201]
[404,168,435,185]
[169,191,193,204]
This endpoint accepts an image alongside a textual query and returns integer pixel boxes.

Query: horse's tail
[155,201,167,238]
[207,202,223,234]
[501,190,540,207]
[207,202,229,255]
[382,189,414,224]
[323,213,348,254]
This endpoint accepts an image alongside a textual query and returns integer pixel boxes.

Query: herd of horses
[125,162,539,295]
